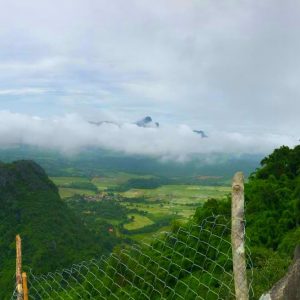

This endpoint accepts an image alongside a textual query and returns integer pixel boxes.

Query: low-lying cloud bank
[0,111,297,160]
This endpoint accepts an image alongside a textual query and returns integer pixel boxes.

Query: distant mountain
[89,116,160,128]
[90,116,207,137]
[193,130,208,138]
[135,116,159,128]
[0,160,110,299]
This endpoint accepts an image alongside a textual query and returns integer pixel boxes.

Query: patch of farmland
[123,214,154,230]
[50,176,90,186]
[121,185,231,202]
[58,187,96,199]
[91,172,155,190]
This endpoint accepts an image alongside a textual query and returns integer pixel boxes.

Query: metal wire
[11,215,253,300]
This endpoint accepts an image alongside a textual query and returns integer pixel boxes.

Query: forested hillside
[194,145,300,295]
[0,161,117,299]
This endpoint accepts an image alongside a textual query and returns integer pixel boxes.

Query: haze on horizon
[0,0,299,158]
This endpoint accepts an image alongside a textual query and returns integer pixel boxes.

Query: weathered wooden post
[16,235,23,300]
[231,172,249,300]
[22,272,29,300]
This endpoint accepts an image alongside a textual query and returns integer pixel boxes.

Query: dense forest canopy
[194,145,300,295]
[0,160,118,299]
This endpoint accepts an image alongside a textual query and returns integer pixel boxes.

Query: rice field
[50,176,90,185]
[123,214,154,230]
[121,185,231,202]
[58,187,96,198]
[91,172,154,190]
[51,174,230,239]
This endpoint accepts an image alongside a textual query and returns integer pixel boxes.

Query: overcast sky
[0,0,299,157]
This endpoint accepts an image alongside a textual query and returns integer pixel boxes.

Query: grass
[124,214,154,230]
[121,184,230,219]
[122,202,196,219]
[50,176,90,185]
[130,225,172,242]
[91,172,155,190]
[51,176,97,198]
[58,188,96,198]
[121,185,230,202]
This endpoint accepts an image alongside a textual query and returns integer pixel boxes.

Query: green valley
[49,172,231,242]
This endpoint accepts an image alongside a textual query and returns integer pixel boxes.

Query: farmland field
[123,214,154,230]
[50,174,231,241]
[121,185,230,202]
[50,176,90,185]
[129,225,172,242]
[121,185,230,219]
[50,176,97,198]
[58,187,96,198]
[91,172,155,190]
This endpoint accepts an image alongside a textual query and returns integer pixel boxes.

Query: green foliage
[121,215,173,235]
[110,177,173,192]
[193,145,300,297]
[250,249,291,297]
[246,146,300,254]
[193,198,231,222]
[59,181,98,192]
[30,216,235,299]
[66,195,129,222]
[257,145,300,180]
[0,161,113,299]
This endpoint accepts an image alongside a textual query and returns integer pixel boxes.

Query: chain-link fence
[12,215,253,300]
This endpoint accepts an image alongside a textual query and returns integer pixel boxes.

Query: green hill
[0,160,113,299]
[194,145,300,295]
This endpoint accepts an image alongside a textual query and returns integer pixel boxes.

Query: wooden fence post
[16,235,23,300]
[231,172,249,300]
[22,272,28,300]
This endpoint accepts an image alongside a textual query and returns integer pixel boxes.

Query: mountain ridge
[89,116,207,136]
[0,160,112,299]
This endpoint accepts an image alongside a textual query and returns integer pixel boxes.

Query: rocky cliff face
[260,246,300,300]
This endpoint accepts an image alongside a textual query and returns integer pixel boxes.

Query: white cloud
[0,88,48,96]
[0,111,297,160]
[0,0,299,138]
